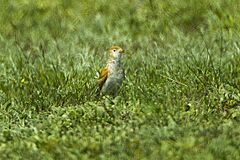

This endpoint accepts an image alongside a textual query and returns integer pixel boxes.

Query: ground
[0,0,240,159]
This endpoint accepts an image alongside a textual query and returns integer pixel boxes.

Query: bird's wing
[97,66,109,90]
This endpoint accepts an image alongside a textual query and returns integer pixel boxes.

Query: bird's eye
[113,49,116,52]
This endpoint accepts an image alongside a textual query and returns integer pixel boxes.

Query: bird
[97,45,125,97]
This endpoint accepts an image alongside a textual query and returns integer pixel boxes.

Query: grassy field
[0,0,240,159]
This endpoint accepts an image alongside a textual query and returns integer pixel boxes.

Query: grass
[0,0,240,159]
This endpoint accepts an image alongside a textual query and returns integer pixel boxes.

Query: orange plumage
[97,46,125,97]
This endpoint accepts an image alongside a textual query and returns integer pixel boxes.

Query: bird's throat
[107,57,121,73]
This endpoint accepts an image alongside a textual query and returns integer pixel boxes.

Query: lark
[97,46,125,97]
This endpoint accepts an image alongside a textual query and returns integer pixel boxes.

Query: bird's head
[108,45,124,60]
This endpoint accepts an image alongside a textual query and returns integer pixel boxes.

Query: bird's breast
[101,67,124,96]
